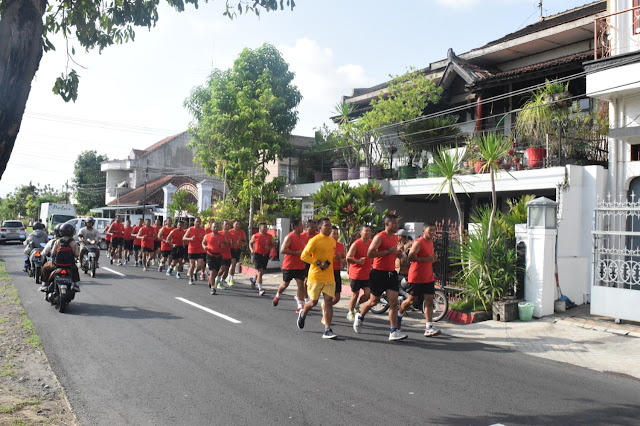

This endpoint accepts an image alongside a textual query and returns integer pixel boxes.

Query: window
[279,164,297,183]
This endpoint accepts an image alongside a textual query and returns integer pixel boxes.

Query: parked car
[0,220,27,244]
[64,217,112,249]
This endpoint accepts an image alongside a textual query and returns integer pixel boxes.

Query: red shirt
[110,222,124,238]
[282,232,305,270]
[408,237,435,284]
[300,231,318,247]
[159,226,174,251]
[334,241,345,271]
[253,233,273,255]
[219,231,232,259]
[205,228,213,235]
[132,225,141,245]
[372,231,398,272]
[153,225,162,241]
[169,228,186,246]
[124,226,134,241]
[186,226,207,254]
[229,229,246,249]
[348,238,373,280]
[105,224,112,242]
[205,232,224,255]
[138,226,156,250]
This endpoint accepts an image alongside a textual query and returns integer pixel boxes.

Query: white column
[162,183,177,219]
[197,180,214,212]
[521,227,557,318]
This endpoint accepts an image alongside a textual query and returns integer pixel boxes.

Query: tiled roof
[479,51,593,82]
[107,175,216,206]
[141,131,188,155]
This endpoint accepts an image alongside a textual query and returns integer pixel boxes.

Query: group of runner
[99,213,440,341]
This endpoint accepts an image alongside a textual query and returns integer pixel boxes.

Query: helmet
[53,224,62,237]
[60,223,75,237]
[86,216,95,224]
[33,222,44,230]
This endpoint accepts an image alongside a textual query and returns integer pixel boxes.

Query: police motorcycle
[44,223,78,313]
[23,222,49,284]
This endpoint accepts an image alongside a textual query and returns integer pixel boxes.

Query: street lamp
[527,196,558,229]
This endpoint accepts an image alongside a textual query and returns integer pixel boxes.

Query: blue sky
[2,0,595,197]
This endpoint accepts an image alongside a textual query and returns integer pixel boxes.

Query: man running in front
[353,213,407,341]
[297,217,338,339]
[273,219,306,308]
[136,218,156,271]
[398,223,441,337]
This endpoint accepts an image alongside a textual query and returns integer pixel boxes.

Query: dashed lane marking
[175,297,242,324]
[102,267,125,277]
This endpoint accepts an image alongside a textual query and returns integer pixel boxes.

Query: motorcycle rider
[40,223,80,292]
[78,217,101,269]
[23,221,48,272]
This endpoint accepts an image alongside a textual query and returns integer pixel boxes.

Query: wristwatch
[316,260,322,266]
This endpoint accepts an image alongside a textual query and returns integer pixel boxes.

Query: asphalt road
[3,243,639,425]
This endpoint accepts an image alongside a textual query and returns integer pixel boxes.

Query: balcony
[594,5,640,60]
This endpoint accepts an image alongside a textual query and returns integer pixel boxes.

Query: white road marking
[102,267,125,277]
[175,297,242,324]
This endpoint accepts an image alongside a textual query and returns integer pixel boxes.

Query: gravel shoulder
[0,261,78,425]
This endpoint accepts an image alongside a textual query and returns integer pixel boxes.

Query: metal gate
[592,196,640,322]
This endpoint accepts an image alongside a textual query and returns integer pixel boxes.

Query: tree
[73,150,108,212]
[0,1,295,184]
[429,147,467,243]
[185,43,301,233]
[166,189,198,219]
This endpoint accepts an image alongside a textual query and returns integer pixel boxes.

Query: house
[585,0,640,321]
[282,1,612,311]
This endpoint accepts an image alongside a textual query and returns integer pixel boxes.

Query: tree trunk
[0,0,47,179]
[486,169,497,266]
[247,168,255,240]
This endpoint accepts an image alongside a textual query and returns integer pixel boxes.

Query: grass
[0,399,40,414]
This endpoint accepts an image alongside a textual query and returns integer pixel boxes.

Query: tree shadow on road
[66,302,182,320]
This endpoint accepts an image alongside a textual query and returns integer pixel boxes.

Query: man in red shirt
[354,213,407,341]
[204,221,224,294]
[104,222,112,259]
[183,217,207,285]
[345,225,373,321]
[152,218,163,264]
[214,220,233,289]
[398,224,441,337]
[249,223,273,296]
[228,219,246,284]
[157,218,174,273]
[165,220,186,279]
[132,218,143,267]
[136,218,157,271]
[273,219,305,307]
[123,219,134,265]
[109,216,125,266]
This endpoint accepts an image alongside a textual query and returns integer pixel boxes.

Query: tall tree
[185,43,301,233]
[73,150,108,212]
[0,1,294,183]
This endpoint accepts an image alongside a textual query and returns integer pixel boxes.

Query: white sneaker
[424,327,441,337]
[389,330,408,341]
[353,314,363,333]
[227,277,234,286]
[346,311,355,321]
[189,278,194,285]
[176,273,181,279]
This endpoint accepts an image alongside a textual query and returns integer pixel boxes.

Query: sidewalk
[245,269,640,381]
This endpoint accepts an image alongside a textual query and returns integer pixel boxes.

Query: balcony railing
[594,5,640,60]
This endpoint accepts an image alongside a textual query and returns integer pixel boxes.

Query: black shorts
[112,237,123,247]
[369,269,399,297]
[133,243,141,251]
[124,240,134,251]
[254,253,269,270]
[282,269,305,283]
[231,249,241,261]
[189,252,205,260]
[143,246,155,253]
[154,241,161,250]
[206,254,222,271]
[161,250,172,259]
[407,281,435,296]
[350,278,370,292]
[333,270,342,294]
[171,246,185,259]
[221,258,231,267]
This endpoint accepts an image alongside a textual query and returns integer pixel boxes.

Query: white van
[64,217,112,249]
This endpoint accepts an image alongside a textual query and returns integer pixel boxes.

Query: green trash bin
[518,302,534,321]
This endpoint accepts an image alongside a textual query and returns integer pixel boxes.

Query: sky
[1,0,595,198]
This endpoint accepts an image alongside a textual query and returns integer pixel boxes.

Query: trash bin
[518,302,534,321]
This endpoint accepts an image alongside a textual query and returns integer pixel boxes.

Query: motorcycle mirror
[40,242,46,247]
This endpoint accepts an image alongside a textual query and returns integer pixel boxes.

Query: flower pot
[474,161,486,173]
[398,165,418,179]
[314,171,325,183]
[348,167,360,180]
[502,163,511,171]
[359,165,382,179]
[331,168,348,181]
[512,158,520,164]
[517,164,524,171]
[526,148,546,168]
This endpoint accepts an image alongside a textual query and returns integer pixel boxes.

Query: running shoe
[200,272,206,281]
[353,314,363,333]
[258,289,265,297]
[124,260,128,265]
[158,265,163,272]
[117,261,122,266]
[193,273,198,282]
[216,282,226,290]
[189,278,194,285]
[355,305,361,313]
[424,327,441,337]
[166,269,172,276]
[72,284,80,292]
[389,330,408,341]
[210,287,216,295]
[250,276,256,289]
[346,311,355,321]
[272,295,279,306]
[322,329,338,339]
[143,266,147,272]
[297,310,306,329]
[110,258,114,265]
[176,273,181,279]
[134,261,138,267]
[227,277,234,286]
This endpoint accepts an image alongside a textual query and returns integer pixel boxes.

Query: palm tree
[429,147,468,243]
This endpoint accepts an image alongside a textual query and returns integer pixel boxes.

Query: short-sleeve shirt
[160,226,174,251]
[253,233,273,255]
[78,227,100,243]
[169,228,186,246]
[110,222,124,238]
[348,238,373,280]
[187,227,207,254]
[132,225,142,245]
[138,226,156,250]
[124,226,134,241]
[229,229,246,249]
[153,225,162,241]
[372,231,398,272]
[219,231,232,259]
[333,241,345,271]
[282,232,305,270]
[408,237,435,284]
[205,232,224,255]
[104,224,112,242]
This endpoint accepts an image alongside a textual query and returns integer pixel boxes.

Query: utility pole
[142,159,149,221]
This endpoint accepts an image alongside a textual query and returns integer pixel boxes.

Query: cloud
[435,0,481,9]
[277,38,376,135]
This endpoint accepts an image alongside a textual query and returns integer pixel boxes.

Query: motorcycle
[45,268,76,313]
[370,278,448,322]
[25,242,47,284]
[80,239,99,278]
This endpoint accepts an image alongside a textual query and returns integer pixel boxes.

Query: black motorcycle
[25,242,47,284]
[370,278,448,322]
[45,268,77,313]
[80,239,99,278]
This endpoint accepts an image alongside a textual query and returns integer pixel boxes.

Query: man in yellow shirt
[297,217,337,339]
